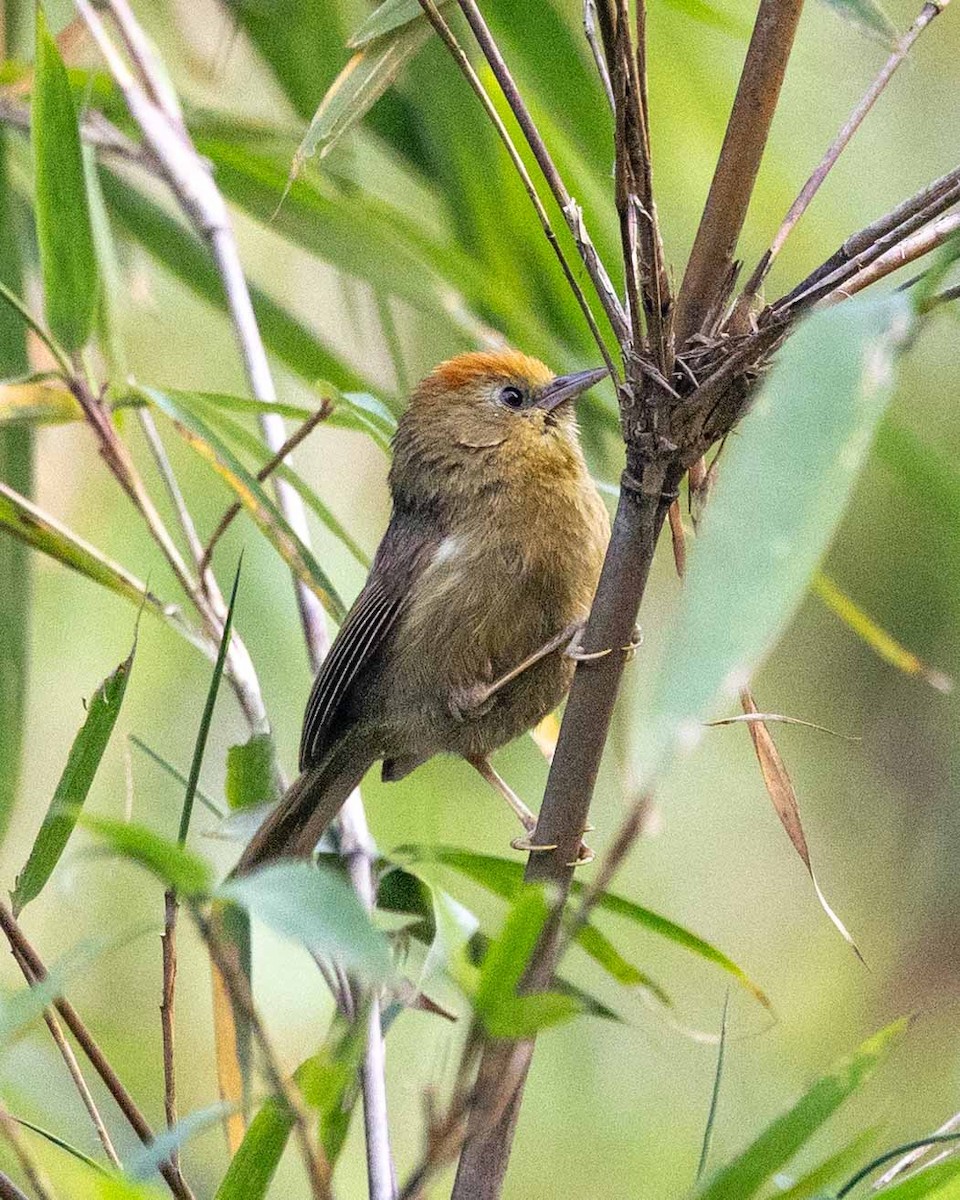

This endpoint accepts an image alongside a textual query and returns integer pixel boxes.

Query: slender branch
[137,409,208,576]
[416,0,618,381]
[0,95,150,168]
[824,211,960,303]
[199,399,333,578]
[0,906,194,1200]
[583,0,615,113]
[11,946,121,1171]
[0,1107,54,1200]
[675,0,805,343]
[160,890,179,1164]
[451,461,681,1200]
[74,4,395,1188]
[773,164,960,309]
[191,907,332,1200]
[740,0,951,309]
[454,0,630,345]
[875,1112,960,1188]
[0,1172,30,1200]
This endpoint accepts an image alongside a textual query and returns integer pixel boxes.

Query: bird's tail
[234,741,373,876]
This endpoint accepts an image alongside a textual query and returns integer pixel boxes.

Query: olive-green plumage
[236,351,610,873]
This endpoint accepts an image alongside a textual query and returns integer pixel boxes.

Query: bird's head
[390,351,607,509]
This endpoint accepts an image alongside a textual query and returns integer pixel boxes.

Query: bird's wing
[299,514,436,771]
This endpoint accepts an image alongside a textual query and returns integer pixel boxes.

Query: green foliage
[31,6,99,352]
[226,733,281,811]
[635,297,911,786]
[11,639,135,914]
[218,861,393,982]
[81,816,215,897]
[694,1018,908,1200]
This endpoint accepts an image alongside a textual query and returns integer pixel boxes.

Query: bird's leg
[450,619,585,719]
[467,755,594,865]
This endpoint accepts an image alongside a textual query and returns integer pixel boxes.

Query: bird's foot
[565,624,643,664]
[510,829,595,866]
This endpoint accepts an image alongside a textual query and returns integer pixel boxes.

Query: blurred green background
[1,0,959,1196]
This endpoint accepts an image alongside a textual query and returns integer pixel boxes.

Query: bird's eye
[499,385,525,409]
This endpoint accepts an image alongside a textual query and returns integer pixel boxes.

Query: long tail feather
[234,745,373,875]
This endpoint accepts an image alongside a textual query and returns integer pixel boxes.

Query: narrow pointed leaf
[9,1115,106,1174]
[144,388,347,622]
[80,816,214,897]
[0,133,31,851]
[128,735,224,820]
[813,573,952,692]
[32,6,98,351]
[819,0,897,44]
[0,481,213,657]
[398,846,768,1006]
[12,640,135,914]
[739,687,863,961]
[294,17,432,166]
[694,1018,908,1200]
[128,1104,233,1181]
[210,901,251,1154]
[772,1126,880,1200]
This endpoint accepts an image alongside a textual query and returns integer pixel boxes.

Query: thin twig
[454,0,630,346]
[740,0,951,309]
[773,164,960,309]
[190,907,332,1200]
[416,0,618,381]
[0,1107,54,1200]
[824,211,960,303]
[0,904,195,1200]
[874,1112,960,1189]
[199,399,333,577]
[10,945,121,1171]
[0,1171,30,1200]
[160,890,179,1163]
[675,0,805,343]
[583,0,615,113]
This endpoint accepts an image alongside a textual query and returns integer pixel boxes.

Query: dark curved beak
[536,367,608,412]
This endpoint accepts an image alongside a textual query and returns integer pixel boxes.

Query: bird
[236,350,611,875]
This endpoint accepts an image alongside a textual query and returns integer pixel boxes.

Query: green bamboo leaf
[197,134,472,336]
[128,735,224,820]
[474,886,580,1038]
[127,1104,233,1181]
[867,1158,960,1197]
[398,846,767,1006]
[218,861,392,983]
[179,561,241,846]
[875,419,960,528]
[819,0,897,44]
[771,1126,880,1200]
[97,170,368,393]
[9,1115,107,1174]
[32,6,99,351]
[226,733,281,811]
[0,130,32,851]
[694,1018,909,1200]
[350,0,451,47]
[293,17,433,165]
[214,1019,363,1199]
[0,481,213,658]
[80,816,214,897]
[11,639,136,914]
[634,297,910,788]
[143,388,347,622]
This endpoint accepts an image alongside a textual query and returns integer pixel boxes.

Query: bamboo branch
[417,0,618,380]
[451,460,682,1199]
[0,904,194,1200]
[11,946,121,1171]
[191,907,332,1200]
[675,0,805,343]
[824,210,960,303]
[0,1172,30,1200]
[160,890,180,1165]
[454,0,630,345]
[0,1107,54,1200]
[739,0,951,310]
